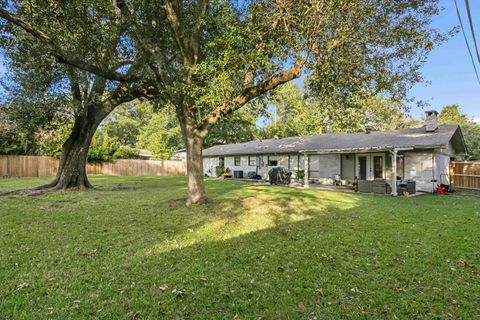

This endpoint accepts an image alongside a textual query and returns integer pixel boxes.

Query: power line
[454,0,480,85]
[464,0,480,64]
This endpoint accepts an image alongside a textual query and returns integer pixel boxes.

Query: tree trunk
[185,128,207,205]
[40,106,105,191]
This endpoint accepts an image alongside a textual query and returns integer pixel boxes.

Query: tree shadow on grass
[3,178,479,319]
[125,195,480,319]
[122,197,479,319]
[118,184,480,319]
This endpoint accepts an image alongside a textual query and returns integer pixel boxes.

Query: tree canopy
[262,82,420,138]
[0,0,156,190]
[438,104,480,160]
[0,0,449,203]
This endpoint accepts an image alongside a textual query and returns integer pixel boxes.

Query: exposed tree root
[186,196,208,206]
[0,179,93,197]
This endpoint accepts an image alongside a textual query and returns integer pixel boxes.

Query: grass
[1,176,480,319]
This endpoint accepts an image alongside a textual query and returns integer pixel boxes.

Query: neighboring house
[202,111,467,194]
[171,148,187,161]
[138,149,154,160]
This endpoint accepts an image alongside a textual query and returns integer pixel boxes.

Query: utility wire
[454,0,480,85]
[464,0,480,64]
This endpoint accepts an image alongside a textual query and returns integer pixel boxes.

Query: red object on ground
[436,185,448,194]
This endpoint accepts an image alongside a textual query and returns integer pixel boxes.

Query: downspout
[340,154,343,181]
[297,154,300,180]
[304,153,310,188]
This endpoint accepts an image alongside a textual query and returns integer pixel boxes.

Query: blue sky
[0,0,479,121]
[409,0,480,122]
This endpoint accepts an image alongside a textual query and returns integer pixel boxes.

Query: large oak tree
[1,0,447,203]
[0,1,155,191]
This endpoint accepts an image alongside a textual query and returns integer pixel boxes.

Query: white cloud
[473,116,480,124]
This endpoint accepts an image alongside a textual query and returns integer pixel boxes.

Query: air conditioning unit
[233,170,244,179]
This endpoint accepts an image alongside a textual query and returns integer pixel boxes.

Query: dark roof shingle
[203,125,463,156]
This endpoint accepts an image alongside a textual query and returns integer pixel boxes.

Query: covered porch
[302,148,410,196]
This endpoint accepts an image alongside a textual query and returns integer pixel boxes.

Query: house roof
[203,125,467,156]
[138,149,154,158]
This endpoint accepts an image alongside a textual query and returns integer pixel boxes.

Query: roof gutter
[301,146,415,154]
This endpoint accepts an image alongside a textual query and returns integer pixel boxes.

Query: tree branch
[164,0,189,64]
[0,7,139,83]
[66,68,82,102]
[102,83,161,116]
[116,0,173,89]
[189,0,209,64]
[200,62,304,132]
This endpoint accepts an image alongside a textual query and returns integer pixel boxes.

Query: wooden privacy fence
[85,159,186,177]
[0,155,186,178]
[450,161,480,190]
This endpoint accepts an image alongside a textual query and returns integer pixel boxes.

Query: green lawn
[1,176,479,319]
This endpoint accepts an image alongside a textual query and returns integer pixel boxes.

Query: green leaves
[136,104,183,160]
[0,99,73,156]
[1,0,448,129]
[438,104,480,160]
[262,82,419,138]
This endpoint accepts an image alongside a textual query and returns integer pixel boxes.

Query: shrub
[297,170,305,180]
[113,145,141,159]
[215,166,224,177]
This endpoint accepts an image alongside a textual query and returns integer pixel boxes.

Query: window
[267,156,278,166]
[234,156,241,166]
[248,156,256,166]
[219,157,225,168]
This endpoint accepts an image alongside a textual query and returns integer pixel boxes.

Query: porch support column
[391,148,397,196]
[304,153,310,188]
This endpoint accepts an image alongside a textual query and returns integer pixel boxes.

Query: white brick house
[202,111,467,194]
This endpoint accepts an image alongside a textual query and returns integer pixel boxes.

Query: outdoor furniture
[358,179,392,194]
[372,180,391,194]
[397,180,416,195]
[247,171,259,179]
[356,179,418,195]
[268,167,292,185]
[357,180,373,193]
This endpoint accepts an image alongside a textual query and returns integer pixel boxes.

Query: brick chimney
[425,110,438,132]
